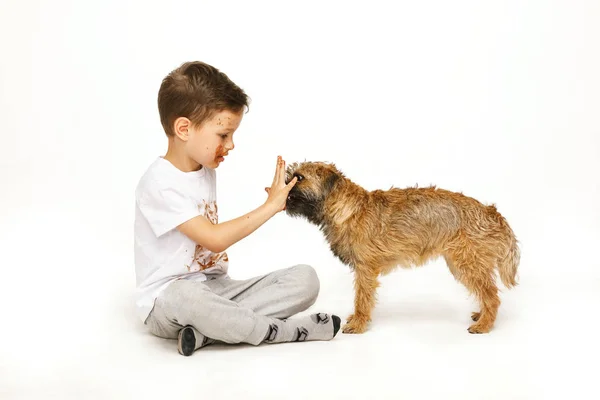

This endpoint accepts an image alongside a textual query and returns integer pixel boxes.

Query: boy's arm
[177,202,278,253]
[177,156,297,253]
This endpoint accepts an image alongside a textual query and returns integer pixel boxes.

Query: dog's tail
[497,224,520,289]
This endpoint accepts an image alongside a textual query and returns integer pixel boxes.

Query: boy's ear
[173,117,191,141]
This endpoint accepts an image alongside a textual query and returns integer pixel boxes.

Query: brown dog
[284,161,520,334]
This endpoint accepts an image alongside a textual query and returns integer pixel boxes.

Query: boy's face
[179,109,243,169]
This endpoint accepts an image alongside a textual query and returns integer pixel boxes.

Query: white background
[1,0,599,399]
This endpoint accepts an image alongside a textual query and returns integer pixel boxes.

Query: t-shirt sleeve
[137,180,200,238]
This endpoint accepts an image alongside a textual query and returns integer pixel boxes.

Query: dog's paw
[471,312,481,322]
[342,323,367,334]
[345,314,354,324]
[468,322,491,334]
[343,315,368,334]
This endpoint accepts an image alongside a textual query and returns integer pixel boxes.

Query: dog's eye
[294,174,304,182]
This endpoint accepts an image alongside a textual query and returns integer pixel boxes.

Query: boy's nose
[226,140,235,151]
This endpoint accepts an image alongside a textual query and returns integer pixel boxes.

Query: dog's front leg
[343,266,380,334]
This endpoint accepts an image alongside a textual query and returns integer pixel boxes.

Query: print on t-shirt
[185,199,229,272]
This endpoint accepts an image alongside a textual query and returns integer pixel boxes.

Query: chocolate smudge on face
[214,144,224,162]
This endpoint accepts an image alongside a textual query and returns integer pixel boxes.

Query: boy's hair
[158,61,249,136]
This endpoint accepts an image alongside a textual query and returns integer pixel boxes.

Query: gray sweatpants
[145,264,320,345]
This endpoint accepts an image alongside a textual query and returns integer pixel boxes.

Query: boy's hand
[264,156,297,213]
[178,156,297,253]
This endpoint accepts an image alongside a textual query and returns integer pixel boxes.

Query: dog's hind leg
[464,274,500,334]
[444,255,484,324]
[343,265,381,334]
[445,247,500,334]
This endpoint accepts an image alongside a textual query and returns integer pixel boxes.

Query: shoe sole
[178,326,196,356]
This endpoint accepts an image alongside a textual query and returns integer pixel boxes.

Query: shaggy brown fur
[285,161,520,334]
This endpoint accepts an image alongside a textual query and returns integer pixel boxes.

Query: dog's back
[367,186,519,285]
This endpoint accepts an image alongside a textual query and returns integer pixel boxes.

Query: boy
[134,61,341,356]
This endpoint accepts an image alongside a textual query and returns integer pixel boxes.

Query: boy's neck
[164,139,203,173]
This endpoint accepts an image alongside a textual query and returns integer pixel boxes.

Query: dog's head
[284,161,342,225]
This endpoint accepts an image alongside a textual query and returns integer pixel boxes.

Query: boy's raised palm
[265,156,297,212]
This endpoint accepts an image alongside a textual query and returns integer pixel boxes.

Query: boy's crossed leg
[145,265,341,356]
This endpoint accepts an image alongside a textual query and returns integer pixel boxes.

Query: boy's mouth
[214,144,228,163]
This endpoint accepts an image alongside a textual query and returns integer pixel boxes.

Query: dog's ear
[325,170,341,193]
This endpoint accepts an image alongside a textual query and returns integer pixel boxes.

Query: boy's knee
[293,264,320,304]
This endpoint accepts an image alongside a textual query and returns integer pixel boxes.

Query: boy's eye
[219,134,228,139]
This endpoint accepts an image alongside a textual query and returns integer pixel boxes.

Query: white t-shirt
[134,157,229,322]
